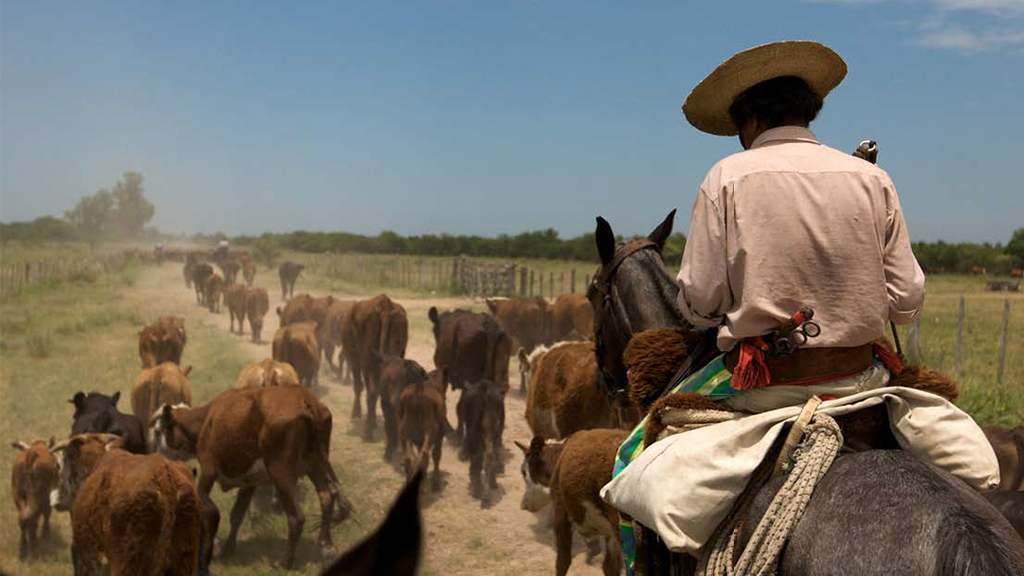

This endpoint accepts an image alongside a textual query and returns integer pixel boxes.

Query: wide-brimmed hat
[682,41,847,136]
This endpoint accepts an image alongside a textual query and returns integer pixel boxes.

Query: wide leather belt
[724,344,874,386]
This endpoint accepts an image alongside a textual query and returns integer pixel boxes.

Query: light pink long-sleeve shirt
[677,126,925,351]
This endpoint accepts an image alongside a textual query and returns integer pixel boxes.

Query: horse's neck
[621,261,684,331]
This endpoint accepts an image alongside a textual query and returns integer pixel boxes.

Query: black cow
[428,308,511,443]
[460,379,507,507]
[278,261,305,301]
[68,391,146,454]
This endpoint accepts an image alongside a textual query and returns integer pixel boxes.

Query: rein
[589,239,660,404]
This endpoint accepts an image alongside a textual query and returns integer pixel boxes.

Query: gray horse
[590,211,1024,576]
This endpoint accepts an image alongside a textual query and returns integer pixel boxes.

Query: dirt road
[147,263,606,576]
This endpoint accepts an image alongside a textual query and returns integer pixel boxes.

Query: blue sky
[2,1,1022,242]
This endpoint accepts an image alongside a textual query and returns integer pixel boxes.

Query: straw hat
[682,41,847,136]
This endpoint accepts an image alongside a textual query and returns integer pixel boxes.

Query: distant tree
[64,190,114,238]
[110,171,154,236]
[0,216,80,243]
[1006,227,1024,267]
[252,235,281,268]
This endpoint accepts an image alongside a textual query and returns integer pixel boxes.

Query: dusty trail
[142,263,604,576]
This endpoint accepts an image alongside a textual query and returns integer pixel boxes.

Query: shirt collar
[750,126,820,149]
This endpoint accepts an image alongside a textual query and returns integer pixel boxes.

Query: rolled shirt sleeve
[677,184,732,328]
[882,182,925,324]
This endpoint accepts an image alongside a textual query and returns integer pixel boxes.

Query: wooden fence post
[559,272,565,296]
[529,270,535,296]
[548,272,553,298]
[520,267,528,296]
[997,298,1010,385]
[571,270,576,294]
[955,295,964,378]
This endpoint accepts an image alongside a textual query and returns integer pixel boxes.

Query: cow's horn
[11,441,29,451]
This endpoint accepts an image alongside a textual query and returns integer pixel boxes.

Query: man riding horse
[602,41,1006,575]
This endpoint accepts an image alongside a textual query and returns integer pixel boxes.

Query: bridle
[587,239,660,406]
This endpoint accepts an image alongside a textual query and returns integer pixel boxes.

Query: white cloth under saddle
[600,386,1000,555]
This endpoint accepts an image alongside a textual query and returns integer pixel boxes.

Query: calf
[550,293,594,342]
[131,362,193,447]
[517,429,628,576]
[272,320,320,389]
[69,390,147,454]
[279,261,305,300]
[461,379,507,507]
[235,358,301,389]
[10,438,57,559]
[398,370,447,491]
[191,263,214,305]
[277,293,315,326]
[245,286,270,343]
[373,353,429,454]
[223,283,248,334]
[204,274,225,313]
[138,316,187,368]
[242,260,257,286]
[485,296,552,354]
[522,341,618,440]
[50,434,209,576]
[151,386,354,569]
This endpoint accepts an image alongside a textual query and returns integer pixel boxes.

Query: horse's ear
[110,391,120,407]
[595,216,616,265]
[428,306,439,325]
[648,209,677,253]
[324,471,423,576]
[514,440,529,454]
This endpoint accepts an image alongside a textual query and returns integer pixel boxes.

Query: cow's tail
[147,369,164,427]
[378,313,391,357]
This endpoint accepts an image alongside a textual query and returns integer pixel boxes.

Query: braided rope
[697,413,844,576]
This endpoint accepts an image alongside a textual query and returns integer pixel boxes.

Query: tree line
[1,172,154,245]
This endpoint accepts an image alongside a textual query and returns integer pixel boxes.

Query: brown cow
[516,429,627,576]
[203,273,224,313]
[242,260,257,286]
[972,266,987,275]
[223,283,248,334]
[323,299,356,379]
[50,434,208,576]
[550,293,594,342]
[279,260,305,300]
[398,370,447,491]
[370,354,429,461]
[218,258,241,284]
[486,296,552,354]
[235,358,301,389]
[245,286,270,343]
[985,425,1024,491]
[131,362,193,446]
[924,266,945,275]
[272,320,320,389]
[521,341,618,440]
[138,316,187,368]
[1012,268,1024,278]
[341,294,409,426]
[151,386,354,569]
[10,438,57,559]
[191,263,214,305]
[460,379,507,507]
[277,293,315,326]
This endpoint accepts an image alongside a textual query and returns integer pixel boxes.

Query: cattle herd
[8,246,1024,576]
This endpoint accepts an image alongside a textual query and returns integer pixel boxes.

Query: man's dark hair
[728,76,823,129]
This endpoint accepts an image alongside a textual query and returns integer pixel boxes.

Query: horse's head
[587,209,685,408]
